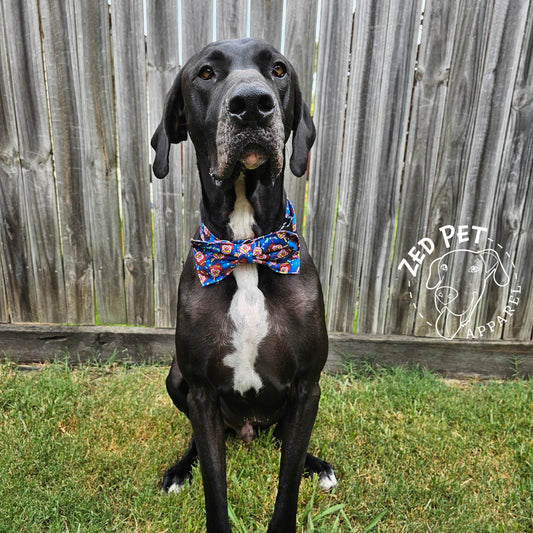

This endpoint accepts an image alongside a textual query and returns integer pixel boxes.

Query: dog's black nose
[228,85,275,126]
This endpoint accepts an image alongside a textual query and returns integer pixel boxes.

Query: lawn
[0,360,531,532]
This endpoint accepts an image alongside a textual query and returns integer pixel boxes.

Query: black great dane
[151,38,336,532]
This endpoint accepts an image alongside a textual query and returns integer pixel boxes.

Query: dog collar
[191,199,300,286]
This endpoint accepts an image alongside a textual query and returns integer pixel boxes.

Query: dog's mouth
[212,110,285,187]
[239,145,269,170]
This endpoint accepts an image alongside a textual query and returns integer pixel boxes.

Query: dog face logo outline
[425,249,510,339]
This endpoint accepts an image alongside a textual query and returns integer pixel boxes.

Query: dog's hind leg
[162,439,198,493]
[163,359,198,493]
[166,358,190,415]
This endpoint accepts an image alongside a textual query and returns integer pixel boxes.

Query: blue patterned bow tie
[191,199,300,286]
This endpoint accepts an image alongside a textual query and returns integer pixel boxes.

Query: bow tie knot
[191,200,300,286]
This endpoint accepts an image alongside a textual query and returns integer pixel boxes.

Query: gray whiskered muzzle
[211,74,286,185]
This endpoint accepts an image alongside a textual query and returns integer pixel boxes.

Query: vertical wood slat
[0,266,7,322]
[216,0,247,41]
[327,0,390,332]
[356,0,423,335]
[457,0,529,230]
[283,0,319,230]
[0,0,34,322]
[181,0,213,246]
[147,0,182,328]
[386,0,461,336]
[0,9,11,321]
[250,0,283,49]
[488,2,533,341]
[467,0,531,335]
[110,2,153,326]
[39,0,94,324]
[306,0,353,294]
[506,182,533,341]
[73,2,126,325]
[451,0,530,339]
[413,0,496,337]
[328,0,423,334]
[0,0,66,323]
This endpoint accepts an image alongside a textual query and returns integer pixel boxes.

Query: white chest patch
[224,175,268,395]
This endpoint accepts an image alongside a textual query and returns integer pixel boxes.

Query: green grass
[0,360,531,532]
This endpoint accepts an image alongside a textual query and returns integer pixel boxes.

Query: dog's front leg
[268,381,321,533]
[188,386,231,533]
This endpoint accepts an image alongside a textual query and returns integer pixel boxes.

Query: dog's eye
[272,63,286,78]
[199,66,215,80]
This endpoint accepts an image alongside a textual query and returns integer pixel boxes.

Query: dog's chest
[224,176,269,395]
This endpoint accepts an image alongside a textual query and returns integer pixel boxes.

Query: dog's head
[151,38,315,188]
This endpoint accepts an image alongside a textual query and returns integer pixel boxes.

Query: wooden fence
[1,0,532,349]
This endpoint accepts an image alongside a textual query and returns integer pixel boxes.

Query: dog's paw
[304,454,338,491]
[165,479,188,494]
[318,467,338,491]
[161,467,192,494]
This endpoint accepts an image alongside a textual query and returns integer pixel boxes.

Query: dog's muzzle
[212,74,285,186]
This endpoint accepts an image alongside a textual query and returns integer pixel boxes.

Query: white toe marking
[166,481,187,494]
[319,470,338,491]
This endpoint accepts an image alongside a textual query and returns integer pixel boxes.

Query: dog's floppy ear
[289,72,316,177]
[480,249,510,287]
[151,70,187,179]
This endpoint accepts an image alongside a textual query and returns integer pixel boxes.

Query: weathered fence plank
[306,0,353,294]
[182,0,215,56]
[73,1,126,325]
[328,0,423,334]
[356,0,423,335]
[507,193,533,341]
[147,0,182,328]
[386,0,461,336]
[453,0,530,339]
[250,0,283,49]
[39,0,95,324]
[478,0,533,341]
[0,268,6,323]
[413,0,495,337]
[0,1,34,322]
[1,324,531,379]
[327,0,390,333]
[110,2,154,325]
[1,0,66,323]
[499,2,533,341]
[216,0,247,41]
